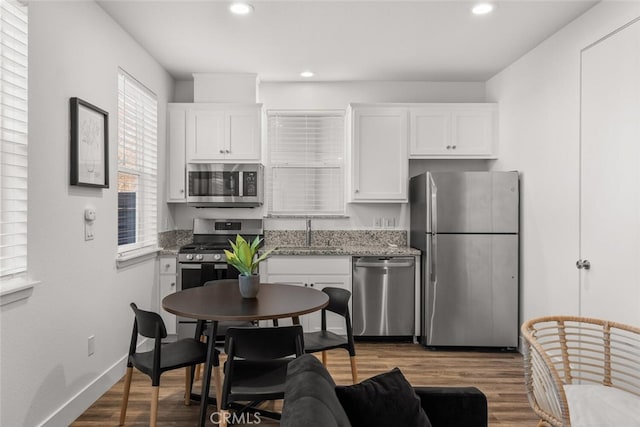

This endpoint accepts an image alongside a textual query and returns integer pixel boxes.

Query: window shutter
[0,0,28,277]
[117,70,158,256]
[267,111,345,216]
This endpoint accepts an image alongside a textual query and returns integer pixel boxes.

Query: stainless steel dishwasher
[352,256,415,337]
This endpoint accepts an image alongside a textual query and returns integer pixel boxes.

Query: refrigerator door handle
[430,175,438,281]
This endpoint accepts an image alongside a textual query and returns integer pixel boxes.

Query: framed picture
[70,97,109,188]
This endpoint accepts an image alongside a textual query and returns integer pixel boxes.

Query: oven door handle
[179,263,202,270]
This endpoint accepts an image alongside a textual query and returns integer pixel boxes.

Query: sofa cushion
[281,355,352,427]
[335,368,432,427]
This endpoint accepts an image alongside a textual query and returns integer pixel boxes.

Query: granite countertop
[159,247,179,256]
[263,245,420,256]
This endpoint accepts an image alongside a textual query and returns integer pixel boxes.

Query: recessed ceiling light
[229,2,254,15]
[300,71,314,78]
[472,3,494,15]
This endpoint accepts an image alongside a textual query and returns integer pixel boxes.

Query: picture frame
[70,97,109,188]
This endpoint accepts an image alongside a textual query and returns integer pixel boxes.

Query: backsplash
[158,230,192,249]
[159,229,408,249]
[264,230,407,247]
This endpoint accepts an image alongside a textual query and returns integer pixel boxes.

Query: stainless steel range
[176,217,263,338]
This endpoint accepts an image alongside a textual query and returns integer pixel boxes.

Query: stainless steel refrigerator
[409,171,519,348]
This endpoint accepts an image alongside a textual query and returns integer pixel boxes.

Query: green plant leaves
[225,234,272,275]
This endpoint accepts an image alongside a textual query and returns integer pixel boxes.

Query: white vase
[238,274,260,298]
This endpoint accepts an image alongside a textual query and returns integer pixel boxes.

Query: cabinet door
[264,275,309,329]
[410,107,451,155]
[187,109,225,161]
[305,276,352,335]
[226,108,261,161]
[351,108,408,202]
[451,108,496,156]
[167,106,187,202]
[158,256,177,336]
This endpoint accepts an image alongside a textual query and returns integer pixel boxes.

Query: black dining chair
[303,287,359,383]
[194,279,257,381]
[219,325,304,424]
[120,303,208,427]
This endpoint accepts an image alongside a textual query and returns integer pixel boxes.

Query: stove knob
[213,253,221,261]
[196,254,204,261]
[186,254,194,260]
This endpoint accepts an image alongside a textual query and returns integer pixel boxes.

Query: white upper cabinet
[186,104,262,162]
[167,104,187,202]
[409,103,498,158]
[350,105,408,202]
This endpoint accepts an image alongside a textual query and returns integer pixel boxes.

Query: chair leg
[195,363,201,381]
[119,366,133,426]
[321,350,327,366]
[150,386,159,427]
[213,365,223,410]
[349,356,358,384]
[184,367,192,406]
[218,409,229,427]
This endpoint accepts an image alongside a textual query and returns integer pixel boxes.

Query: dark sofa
[280,354,488,427]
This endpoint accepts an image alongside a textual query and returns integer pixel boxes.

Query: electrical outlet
[373,217,382,228]
[88,335,95,356]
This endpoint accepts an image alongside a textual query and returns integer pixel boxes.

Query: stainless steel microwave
[187,163,263,207]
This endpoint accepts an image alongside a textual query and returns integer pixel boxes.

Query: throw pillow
[335,368,432,427]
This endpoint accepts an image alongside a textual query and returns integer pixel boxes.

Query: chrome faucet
[305,218,311,247]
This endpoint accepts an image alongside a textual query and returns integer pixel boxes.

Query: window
[117,69,157,258]
[267,111,345,216]
[0,0,28,278]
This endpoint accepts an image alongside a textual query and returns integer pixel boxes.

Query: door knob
[576,259,591,270]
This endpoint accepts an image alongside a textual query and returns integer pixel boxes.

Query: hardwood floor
[71,342,539,426]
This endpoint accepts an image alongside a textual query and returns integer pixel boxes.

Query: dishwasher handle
[354,257,415,269]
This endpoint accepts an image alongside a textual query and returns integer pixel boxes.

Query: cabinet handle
[225,149,230,154]
[165,264,171,269]
[452,145,457,149]
[170,282,175,287]
[355,189,359,193]
[310,283,314,287]
[219,149,225,154]
[446,145,451,149]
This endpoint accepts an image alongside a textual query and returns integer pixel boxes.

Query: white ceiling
[97,0,597,82]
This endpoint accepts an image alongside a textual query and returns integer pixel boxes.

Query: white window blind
[117,69,158,256]
[267,111,345,216]
[0,0,28,278]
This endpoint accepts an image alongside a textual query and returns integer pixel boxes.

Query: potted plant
[224,234,274,298]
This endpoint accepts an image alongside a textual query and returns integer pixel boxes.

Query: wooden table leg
[198,321,219,427]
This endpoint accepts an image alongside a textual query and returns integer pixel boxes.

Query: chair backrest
[203,279,239,287]
[322,287,351,317]
[225,326,304,360]
[130,303,167,339]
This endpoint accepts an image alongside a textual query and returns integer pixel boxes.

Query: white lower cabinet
[263,256,352,335]
[158,256,177,335]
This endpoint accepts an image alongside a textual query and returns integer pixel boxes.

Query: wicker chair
[521,316,640,427]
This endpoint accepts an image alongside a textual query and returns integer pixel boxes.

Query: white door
[580,20,640,325]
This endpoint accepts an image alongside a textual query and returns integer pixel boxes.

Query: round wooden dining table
[162,282,329,427]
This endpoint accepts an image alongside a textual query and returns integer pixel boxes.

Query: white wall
[0,2,174,426]
[486,1,640,323]
[169,80,490,231]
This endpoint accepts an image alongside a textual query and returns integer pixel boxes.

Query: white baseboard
[38,338,149,427]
